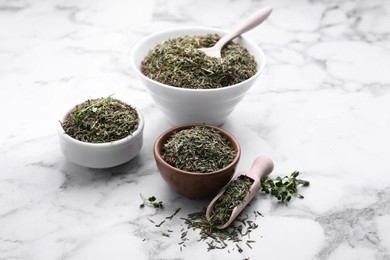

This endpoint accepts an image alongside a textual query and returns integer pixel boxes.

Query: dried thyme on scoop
[161,125,236,173]
[209,175,254,228]
[61,96,139,143]
[141,34,257,89]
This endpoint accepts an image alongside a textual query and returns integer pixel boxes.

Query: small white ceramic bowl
[57,101,144,168]
[131,26,266,126]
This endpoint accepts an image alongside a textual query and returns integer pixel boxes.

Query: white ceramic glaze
[57,103,144,168]
[130,26,266,126]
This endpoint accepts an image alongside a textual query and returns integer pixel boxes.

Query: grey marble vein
[1,0,390,259]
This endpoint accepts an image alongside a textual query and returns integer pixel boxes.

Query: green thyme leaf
[139,194,163,208]
[261,171,310,202]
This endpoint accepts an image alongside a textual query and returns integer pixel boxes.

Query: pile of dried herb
[141,34,257,89]
[161,125,236,173]
[61,95,139,143]
[182,208,261,252]
[209,175,254,228]
[142,204,260,253]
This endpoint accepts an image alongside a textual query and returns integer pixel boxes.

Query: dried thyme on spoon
[61,96,139,143]
[161,125,236,173]
[141,34,257,89]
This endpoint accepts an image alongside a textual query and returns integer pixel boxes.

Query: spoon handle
[214,6,273,49]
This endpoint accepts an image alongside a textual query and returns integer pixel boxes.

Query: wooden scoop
[206,155,274,229]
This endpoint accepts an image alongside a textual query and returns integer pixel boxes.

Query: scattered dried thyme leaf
[166,208,181,220]
[61,96,139,143]
[142,203,261,253]
[161,125,236,173]
[141,34,257,89]
[181,208,261,253]
[155,220,165,227]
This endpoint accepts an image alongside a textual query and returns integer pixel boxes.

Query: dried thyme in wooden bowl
[153,124,240,199]
[161,124,237,173]
[141,34,257,89]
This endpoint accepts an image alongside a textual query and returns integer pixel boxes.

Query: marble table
[1,0,390,259]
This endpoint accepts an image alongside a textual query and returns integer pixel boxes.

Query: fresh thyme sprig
[261,171,310,202]
[139,194,163,208]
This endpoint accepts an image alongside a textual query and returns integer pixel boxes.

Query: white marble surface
[1,0,390,259]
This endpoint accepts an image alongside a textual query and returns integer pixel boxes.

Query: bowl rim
[57,99,144,147]
[130,26,266,93]
[154,123,241,177]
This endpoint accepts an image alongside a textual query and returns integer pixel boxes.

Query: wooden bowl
[153,124,241,199]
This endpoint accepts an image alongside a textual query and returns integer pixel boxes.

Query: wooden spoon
[198,6,272,58]
[206,155,274,229]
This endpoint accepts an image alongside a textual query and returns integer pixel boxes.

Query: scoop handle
[246,155,274,181]
[230,6,273,38]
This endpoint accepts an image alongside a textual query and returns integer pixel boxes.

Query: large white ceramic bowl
[131,26,266,126]
[57,101,144,168]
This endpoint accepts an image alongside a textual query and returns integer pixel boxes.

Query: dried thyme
[182,208,261,252]
[161,125,236,173]
[61,96,139,143]
[139,173,311,254]
[141,203,261,253]
[166,208,181,220]
[141,34,257,89]
[209,175,254,228]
